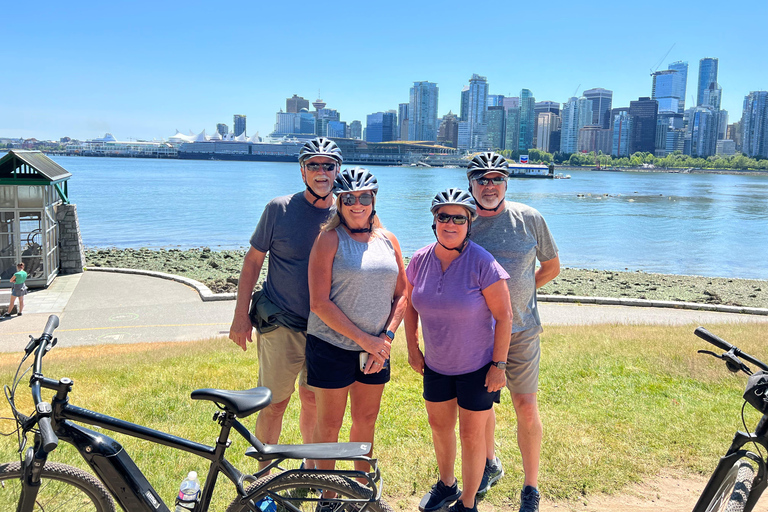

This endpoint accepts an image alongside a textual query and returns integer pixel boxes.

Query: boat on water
[507,163,555,179]
[554,172,571,179]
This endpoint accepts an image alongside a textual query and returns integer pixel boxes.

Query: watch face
[386,330,395,340]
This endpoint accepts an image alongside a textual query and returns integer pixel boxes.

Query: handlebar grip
[694,327,733,352]
[38,417,59,453]
[42,315,60,340]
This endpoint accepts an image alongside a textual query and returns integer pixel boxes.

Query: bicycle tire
[0,460,116,512]
[226,472,395,512]
[703,460,755,512]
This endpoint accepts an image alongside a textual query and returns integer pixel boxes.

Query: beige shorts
[256,326,309,404]
[505,326,542,395]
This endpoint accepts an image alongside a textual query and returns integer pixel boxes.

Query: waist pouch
[248,289,307,334]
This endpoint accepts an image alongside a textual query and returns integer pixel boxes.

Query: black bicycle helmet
[466,151,509,180]
[333,167,379,195]
[430,187,477,219]
[299,137,343,164]
[430,188,475,254]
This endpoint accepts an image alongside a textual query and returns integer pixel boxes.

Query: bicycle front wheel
[0,461,116,512]
[704,460,755,512]
[226,472,395,512]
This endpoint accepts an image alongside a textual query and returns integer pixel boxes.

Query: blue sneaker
[419,479,461,512]
[255,496,276,512]
[478,457,504,495]
[519,485,540,512]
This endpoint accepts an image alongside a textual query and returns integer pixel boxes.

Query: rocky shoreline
[85,248,768,309]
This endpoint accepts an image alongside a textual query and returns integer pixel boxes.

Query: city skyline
[2,0,767,142]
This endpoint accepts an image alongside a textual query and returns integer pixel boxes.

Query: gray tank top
[307,227,399,351]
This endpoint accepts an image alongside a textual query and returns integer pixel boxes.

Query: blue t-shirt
[406,241,509,375]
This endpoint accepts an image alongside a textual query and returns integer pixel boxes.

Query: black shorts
[423,363,499,412]
[306,334,390,389]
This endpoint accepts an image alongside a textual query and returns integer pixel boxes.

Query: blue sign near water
[45,155,768,280]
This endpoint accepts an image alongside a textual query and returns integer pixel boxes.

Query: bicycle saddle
[191,387,272,418]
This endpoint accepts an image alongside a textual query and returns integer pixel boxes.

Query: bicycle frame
[692,415,768,512]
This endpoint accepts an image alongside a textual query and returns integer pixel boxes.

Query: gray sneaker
[477,457,504,495]
[419,479,461,512]
[519,485,540,512]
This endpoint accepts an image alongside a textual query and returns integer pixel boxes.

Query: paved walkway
[0,270,766,353]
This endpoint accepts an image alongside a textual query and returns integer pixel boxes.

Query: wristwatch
[491,361,507,370]
[383,330,395,341]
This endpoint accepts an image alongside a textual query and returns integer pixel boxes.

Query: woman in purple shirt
[405,188,513,512]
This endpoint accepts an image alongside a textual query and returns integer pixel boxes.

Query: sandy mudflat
[84,248,768,309]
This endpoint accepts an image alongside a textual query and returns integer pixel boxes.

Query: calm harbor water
[18,155,768,280]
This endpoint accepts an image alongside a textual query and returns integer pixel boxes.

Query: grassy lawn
[1,323,766,510]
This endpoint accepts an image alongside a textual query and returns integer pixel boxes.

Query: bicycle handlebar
[695,326,768,372]
[29,315,61,452]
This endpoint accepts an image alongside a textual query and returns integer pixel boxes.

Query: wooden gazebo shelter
[0,150,72,287]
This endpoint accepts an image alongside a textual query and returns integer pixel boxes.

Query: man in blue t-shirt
[228,137,341,461]
[467,152,560,512]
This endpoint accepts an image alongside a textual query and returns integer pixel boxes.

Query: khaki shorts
[256,326,309,404]
[505,326,542,395]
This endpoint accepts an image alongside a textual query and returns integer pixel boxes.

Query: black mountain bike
[0,315,394,512]
[692,326,768,512]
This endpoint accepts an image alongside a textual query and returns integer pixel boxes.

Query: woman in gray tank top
[307,168,407,506]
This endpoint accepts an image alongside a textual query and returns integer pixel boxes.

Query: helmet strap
[475,200,504,213]
[432,224,470,254]
[340,210,374,234]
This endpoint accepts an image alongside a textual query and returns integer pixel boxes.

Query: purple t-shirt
[406,241,510,376]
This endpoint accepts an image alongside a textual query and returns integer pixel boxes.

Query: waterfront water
[20,155,768,279]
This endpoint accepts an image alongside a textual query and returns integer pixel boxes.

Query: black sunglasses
[305,162,337,172]
[341,193,374,206]
[436,213,469,225]
[475,177,507,185]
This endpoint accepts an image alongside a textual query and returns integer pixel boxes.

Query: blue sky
[2,0,766,142]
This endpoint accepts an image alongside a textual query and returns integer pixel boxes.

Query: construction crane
[572,84,581,98]
[650,43,676,75]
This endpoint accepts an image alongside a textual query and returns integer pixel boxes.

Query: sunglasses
[305,162,337,172]
[436,213,469,225]
[475,177,507,185]
[341,193,374,206]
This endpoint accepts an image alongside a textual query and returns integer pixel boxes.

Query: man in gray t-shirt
[467,152,559,512]
[229,137,341,461]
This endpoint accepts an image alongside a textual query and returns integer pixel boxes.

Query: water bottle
[175,471,201,512]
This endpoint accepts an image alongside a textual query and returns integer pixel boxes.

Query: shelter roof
[0,150,72,183]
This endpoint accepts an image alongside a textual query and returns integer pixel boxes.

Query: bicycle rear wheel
[0,461,116,512]
[703,460,755,512]
[226,472,394,512]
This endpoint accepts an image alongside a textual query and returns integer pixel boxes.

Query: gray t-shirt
[471,201,558,333]
[307,227,399,351]
[250,192,334,320]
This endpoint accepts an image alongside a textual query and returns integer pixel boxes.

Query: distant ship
[507,163,555,179]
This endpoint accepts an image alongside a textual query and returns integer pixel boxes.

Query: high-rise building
[486,106,506,150]
[686,106,718,157]
[612,111,632,157]
[437,111,459,148]
[655,112,685,156]
[460,86,470,122]
[234,115,246,137]
[742,91,768,158]
[533,101,560,149]
[409,81,439,141]
[503,97,520,110]
[366,112,397,142]
[667,61,688,112]
[716,139,736,156]
[487,94,505,107]
[518,89,535,152]
[583,88,613,128]
[652,70,685,114]
[463,74,490,150]
[315,108,340,137]
[327,121,347,138]
[504,108,520,152]
[560,97,579,154]
[273,111,315,136]
[727,121,742,151]
[216,123,228,136]
[286,94,310,113]
[628,97,658,154]
[349,120,363,140]
[697,58,718,107]
[398,103,409,141]
[578,125,612,154]
[536,112,560,153]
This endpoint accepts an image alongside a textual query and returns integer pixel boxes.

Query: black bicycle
[692,326,768,512]
[0,315,394,512]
